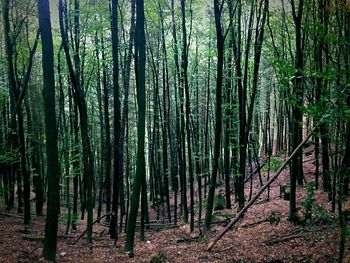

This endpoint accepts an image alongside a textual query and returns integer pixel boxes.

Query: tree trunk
[204,0,224,230]
[180,0,195,232]
[125,0,146,254]
[110,0,122,240]
[59,0,94,244]
[38,0,60,260]
[289,0,304,223]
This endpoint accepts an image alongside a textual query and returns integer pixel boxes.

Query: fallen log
[207,131,314,251]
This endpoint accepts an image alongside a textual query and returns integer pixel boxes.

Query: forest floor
[0,144,349,262]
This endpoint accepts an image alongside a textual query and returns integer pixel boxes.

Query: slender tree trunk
[180,0,195,232]
[171,0,188,223]
[95,33,104,222]
[125,0,146,254]
[159,1,172,224]
[205,0,224,230]
[120,0,136,228]
[38,0,60,260]
[59,0,94,243]
[110,0,122,240]
[289,0,304,223]
[100,33,112,223]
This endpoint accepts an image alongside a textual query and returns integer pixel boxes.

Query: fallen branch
[176,235,200,243]
[22,235,44,243]
[221,246,233,252]
[241,217,270,228]
[57,235,76,238]
[207,131,314,251]
[244,159,267,184]
[265,233,303,245]
[0,212,23,218]
[134,223,180,231]
[72,212,111,245]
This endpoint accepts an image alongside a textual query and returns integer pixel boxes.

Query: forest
[0,0,350,262]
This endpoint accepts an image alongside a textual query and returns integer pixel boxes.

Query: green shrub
[269,212,281,225]
[300,183,315,221]
[262,156,283,172]
[213,193,225,210]
[300,183,333,225]
[313,203,333,225]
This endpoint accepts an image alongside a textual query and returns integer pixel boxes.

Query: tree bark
[38,0,60,260]
[125,0,146,254]
[204,0,224,230]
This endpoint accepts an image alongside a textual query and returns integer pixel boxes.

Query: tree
[58,0,94,244]
[171,0,188,223]
[204,0,225,230]
[125,0,146,254]
[109,0,122,240]
[180,0,195,232]
[2,0,40,224]
[289,0,304,223]
[38,0,60,260]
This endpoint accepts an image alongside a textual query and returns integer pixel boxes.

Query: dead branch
[72,212,112,245]
[244,159,267,184]
[22,235,44,242]
[0,212,23,218]
[241,218,270,228]
[265,233,304,245]
[207,131,314,251]
[176,234,200,243]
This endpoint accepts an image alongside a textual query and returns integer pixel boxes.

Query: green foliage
[150,251,167,263]
[0,147,20,164]
[213,193,225,211]
[59,210,80,225]
[262,156,282,172]
[300,183,333,225]
[269,212,281,225]
[312,203,333,225]
[255,199,268,205]
[58,211,69,223]
[300,183,316,221]
[211,210,232,222]
[72,213,80,225]
[343,209,350,222]
[0,89,8,108]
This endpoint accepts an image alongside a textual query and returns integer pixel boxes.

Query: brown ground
[0,146,349,262]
